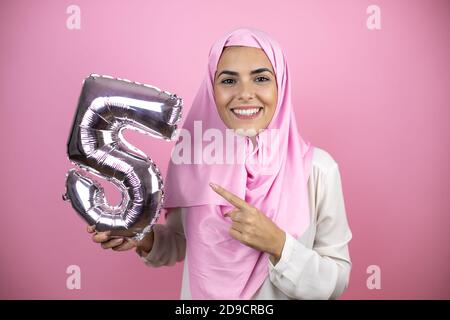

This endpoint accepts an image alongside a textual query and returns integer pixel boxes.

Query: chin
[233,126,261,137]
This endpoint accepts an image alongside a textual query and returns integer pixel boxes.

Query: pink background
[0,0,449,299]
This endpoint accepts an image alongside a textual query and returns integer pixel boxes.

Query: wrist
[269,229,286,264]
[137,230,154,256]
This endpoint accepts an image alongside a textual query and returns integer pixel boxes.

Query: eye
[255,76,270,82]
[221,78,236,85]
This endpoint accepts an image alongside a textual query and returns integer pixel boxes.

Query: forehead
[217,46,274,71]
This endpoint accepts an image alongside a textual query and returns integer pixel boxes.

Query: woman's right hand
[87,225,154,256]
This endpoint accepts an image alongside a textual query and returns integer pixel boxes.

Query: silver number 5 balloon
[62,74,182,240]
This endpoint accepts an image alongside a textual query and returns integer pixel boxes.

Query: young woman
[88,27,352,300]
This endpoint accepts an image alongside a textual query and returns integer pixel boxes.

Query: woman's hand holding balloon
[87,225,154,256]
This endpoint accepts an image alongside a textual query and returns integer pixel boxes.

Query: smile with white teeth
[231,107,263,119]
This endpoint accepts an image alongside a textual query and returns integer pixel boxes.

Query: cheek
[259,86,278,110]
[214,87,232,109]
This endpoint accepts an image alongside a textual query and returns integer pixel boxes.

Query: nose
[237,81,255,101]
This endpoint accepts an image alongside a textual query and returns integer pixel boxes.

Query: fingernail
[209,182,217,189]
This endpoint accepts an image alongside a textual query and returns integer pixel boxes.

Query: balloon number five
[63,74,182,240]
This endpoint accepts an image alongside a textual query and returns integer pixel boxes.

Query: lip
[229,105,263,120]
[230,105,263,110]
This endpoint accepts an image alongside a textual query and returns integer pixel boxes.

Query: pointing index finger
[209,182,249,209]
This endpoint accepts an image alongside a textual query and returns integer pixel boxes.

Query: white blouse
[139,146,353,300]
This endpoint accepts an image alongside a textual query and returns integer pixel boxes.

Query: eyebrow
[216,67,274,78]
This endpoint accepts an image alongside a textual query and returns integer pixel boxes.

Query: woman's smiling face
[213,46,278,135]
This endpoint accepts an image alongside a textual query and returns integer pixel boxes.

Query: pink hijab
[163,27,314,299]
